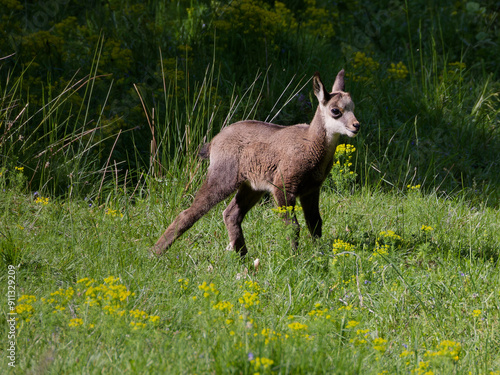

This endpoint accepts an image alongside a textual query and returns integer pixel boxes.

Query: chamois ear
[313,72,329,103]
[332,69,345,92]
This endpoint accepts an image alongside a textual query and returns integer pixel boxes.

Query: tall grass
[0,51,112,198]
[349,46,499,204]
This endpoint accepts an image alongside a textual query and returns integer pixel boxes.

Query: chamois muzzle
[346,120,360,136]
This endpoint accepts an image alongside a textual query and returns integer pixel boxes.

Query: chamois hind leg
[153,175,238,256]
[223,182,264,257]
[299,189,322,238]
[272,187,300,249]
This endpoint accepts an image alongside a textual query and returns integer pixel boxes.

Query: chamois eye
[331,108,342,118]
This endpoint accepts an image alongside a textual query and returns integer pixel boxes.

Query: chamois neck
[309,106,340,148]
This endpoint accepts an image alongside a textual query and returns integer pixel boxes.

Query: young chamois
[153,70,360,257]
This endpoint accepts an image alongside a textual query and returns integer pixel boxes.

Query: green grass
[1,168,499,374]
[1,1,499,373]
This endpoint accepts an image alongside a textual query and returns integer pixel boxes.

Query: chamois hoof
[148,245,163,258]
[253,258,260,271]
[236,259,260,279]
[236,268,248,280]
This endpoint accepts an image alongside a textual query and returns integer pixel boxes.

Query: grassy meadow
[1,0,500,374]
[1,174,500,374]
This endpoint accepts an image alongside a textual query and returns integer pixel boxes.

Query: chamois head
[313,70,360,138]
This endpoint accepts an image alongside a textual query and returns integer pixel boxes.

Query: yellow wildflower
[105,208,123,218]
[104,276,120,284]
[411,360,431,375]
[373,337,388,352]
[130,321,147,330]
[288,321,308,330]
[178,278,189,290]
[332,239,355,254]
[242,280,265,292]
[308,306,332,320]
[213,300,234,313]
[400,349,413,357]
[251,356,274,370]
[338,305,353,311]
[239,291,260,308]
[407,184,421,190]
[35,196,49,205]
[129,309,149,320]
[273,205,302,213]
[69,318,83,327]
[424,340,461,361]
[388,61,409,79]
[379,230,402,241]
[198,281,219,298]
[18,295,37,304]
[448,61,466,71]
[149,315,160,323]
[346,320,360,329]
[346,52,380,82]
[335,143,356,156]
[15,303,35,316]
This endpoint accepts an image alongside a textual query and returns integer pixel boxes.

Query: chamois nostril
[353,122,360,130]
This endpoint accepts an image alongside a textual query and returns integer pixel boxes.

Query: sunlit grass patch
[18,276,160,335]
[2,186,499,373]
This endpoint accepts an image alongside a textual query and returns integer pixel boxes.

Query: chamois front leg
[272,187,300,250]
[299,189,322,238]
[223,182,264,257]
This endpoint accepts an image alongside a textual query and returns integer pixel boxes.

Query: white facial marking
[324,116,348,143]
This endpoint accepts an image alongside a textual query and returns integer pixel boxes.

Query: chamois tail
[198,143,211,160]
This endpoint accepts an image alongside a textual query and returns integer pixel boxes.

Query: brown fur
[152,70,360,257]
